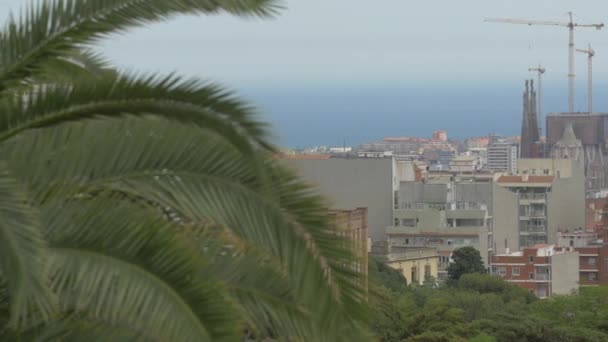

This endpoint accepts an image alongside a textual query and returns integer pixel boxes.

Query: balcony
[519,193,546,201]
[534,273,551,281]
[520,210,546,218]
[520,225,546,234]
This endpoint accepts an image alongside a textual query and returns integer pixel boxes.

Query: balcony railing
[401,202,487,211]
[519,193,546,200]
[520,210,546,217]
[521,225,546,233]
[534,273,551,281]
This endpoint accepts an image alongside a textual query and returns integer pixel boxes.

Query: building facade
[371,243,439,285]
[492,158,585,254]
[328,207,369,290]
[487,142,518,173]
[287,156,397,241]
[491,244,579,298]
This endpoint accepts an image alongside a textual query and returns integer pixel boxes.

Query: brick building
[490,244,579,298]
[328,208,369,290]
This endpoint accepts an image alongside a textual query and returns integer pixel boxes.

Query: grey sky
[1,1,608,87]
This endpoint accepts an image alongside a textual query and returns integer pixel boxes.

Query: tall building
[520,79,541,158]
[487,142,518,173]
[492,158,585,254]
[490,244,579,298]
[286,156,397,241]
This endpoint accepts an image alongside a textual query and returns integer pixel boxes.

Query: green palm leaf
[0,73,273,152]
[0,162,54,328]
[3,119,369,339]
[42,196,240,341]
[0,0,281,89]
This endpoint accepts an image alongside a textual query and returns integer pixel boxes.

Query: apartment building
[388,179,493,279]
[554,230,608,287]
[491,244,579,298]
[492,158,585,254]
[487,142,518,173]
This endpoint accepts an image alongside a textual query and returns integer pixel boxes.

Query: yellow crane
[576,44,595,113]
[485,12,603,113]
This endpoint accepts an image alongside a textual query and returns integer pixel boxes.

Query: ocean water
[241,82,608,148]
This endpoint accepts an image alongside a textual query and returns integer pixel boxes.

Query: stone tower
[520,79,541,158]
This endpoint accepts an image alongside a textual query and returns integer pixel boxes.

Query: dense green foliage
[447,246,486,281]
[0,0,370,341]
[370,272,608,342]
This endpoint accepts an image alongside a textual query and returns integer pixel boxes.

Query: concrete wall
[551,252,580,295]
[492,184,519,254]
[399,182,447,204]
[453,183,493,212]
[546,161,586,244]
[287,158,395,241]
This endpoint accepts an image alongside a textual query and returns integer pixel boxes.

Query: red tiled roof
[496,175,554,184]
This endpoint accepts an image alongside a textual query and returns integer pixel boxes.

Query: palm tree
[0,1,369,341]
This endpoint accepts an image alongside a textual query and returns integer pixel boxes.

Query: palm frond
[41,195,241,342]
[0,0,282,89]
[198,232,317,340]
[0,72,274,152]
[4,118,369,339]
[1,118,258,203]
[0,162,54,328]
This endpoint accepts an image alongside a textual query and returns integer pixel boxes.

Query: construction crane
[576,44,595,113]
[528,64,545,136]
[485,12,604,113]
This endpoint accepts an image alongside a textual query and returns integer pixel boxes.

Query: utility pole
[576,44,595,113]
[485,12,604,113]
[528,65,545,137]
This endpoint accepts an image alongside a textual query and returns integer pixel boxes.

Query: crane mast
[485,12,604,113]
[528,65,545,137]
[576,44,595,113]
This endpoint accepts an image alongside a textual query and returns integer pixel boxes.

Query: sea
[240,81,608,148]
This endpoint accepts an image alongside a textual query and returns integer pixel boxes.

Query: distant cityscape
[284,75,608,297]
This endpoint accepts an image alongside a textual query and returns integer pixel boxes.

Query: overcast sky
[1,1,608,88]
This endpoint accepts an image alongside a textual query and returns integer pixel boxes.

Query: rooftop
[496,175,554,184]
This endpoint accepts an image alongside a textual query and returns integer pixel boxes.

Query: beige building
[286,156,397,241]
[492,158,585,254]
[371,244,439,285]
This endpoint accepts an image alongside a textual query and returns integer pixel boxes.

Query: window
[491,266,498,275]
[589,257,597,266]
[425,265,431,278]
[498,267,506,276]
[529,272,534,280]
[589,273,597,281]
[512,267,520,276]
[411,267,418,284]
[529,256,534,263]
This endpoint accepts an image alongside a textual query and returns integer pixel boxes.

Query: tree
[0,1,369,340]
[447,247,486,281]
